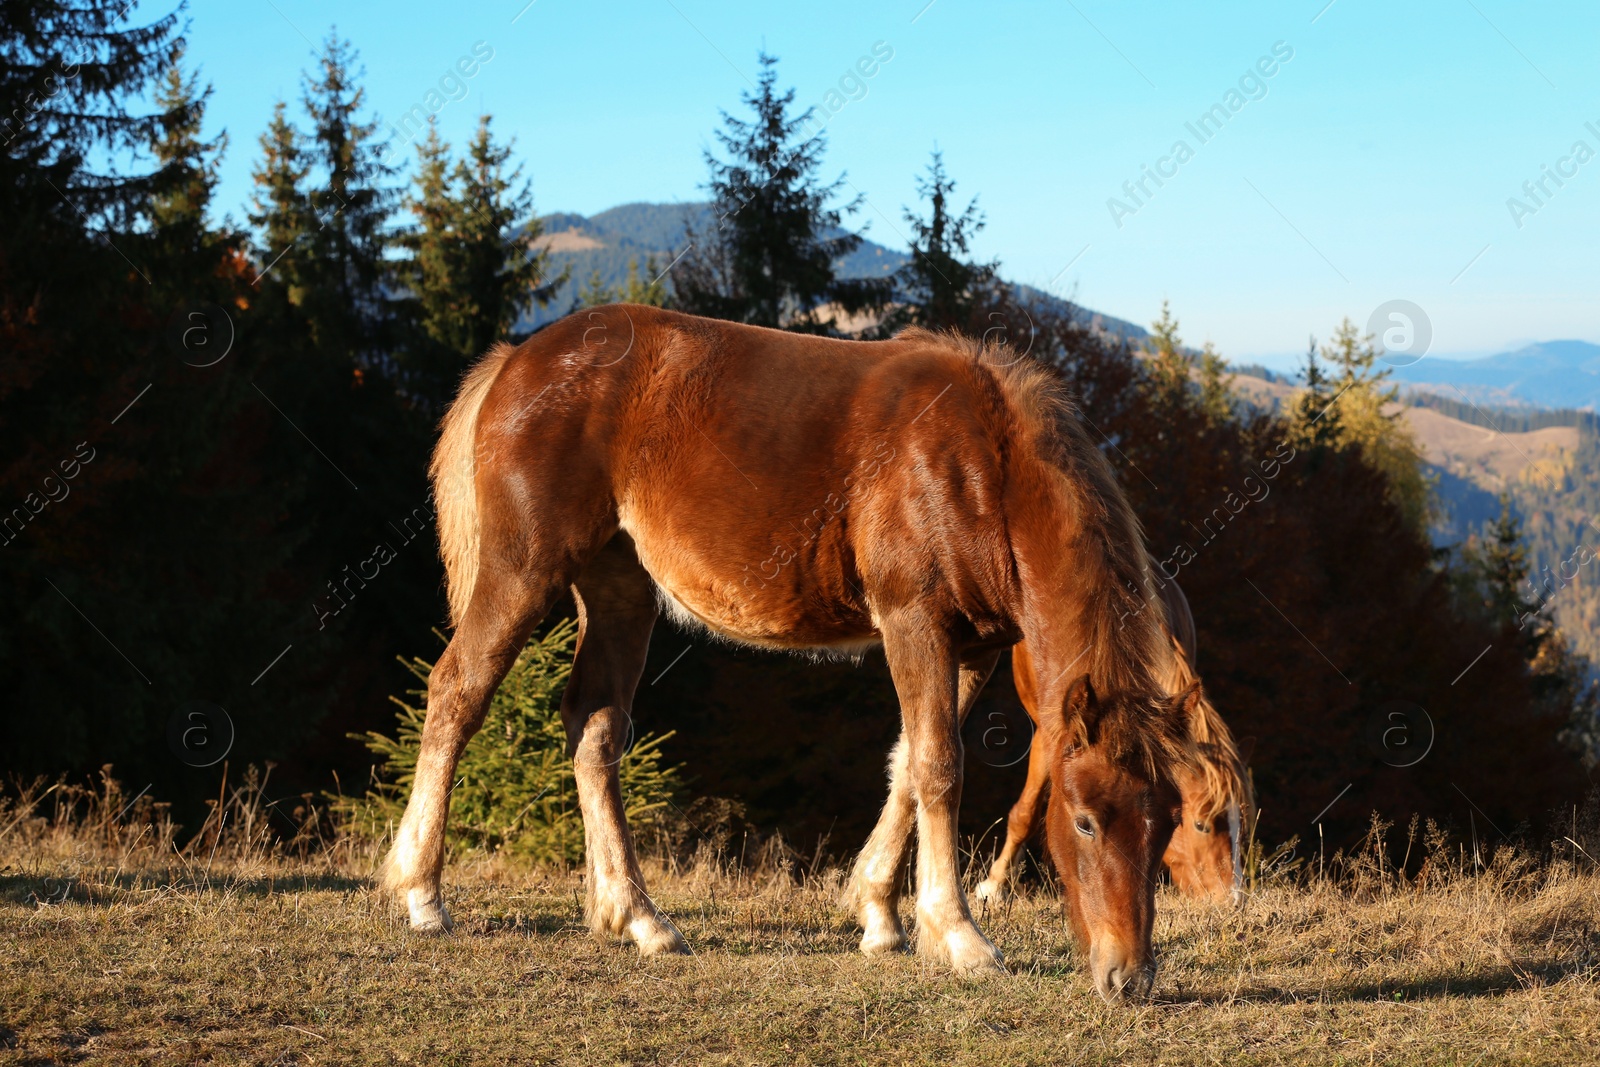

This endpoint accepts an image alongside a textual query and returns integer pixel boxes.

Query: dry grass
[2,777,1599,1066]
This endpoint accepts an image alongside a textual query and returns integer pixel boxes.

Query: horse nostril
[1096,973,1128,1002]
[1099,961,1157,1002]
[1133,963,1157,999]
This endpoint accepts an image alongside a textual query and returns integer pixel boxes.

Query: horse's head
[1161,763,1243,902]
[1161,686,1253,905]
[1042,674,1193,1001]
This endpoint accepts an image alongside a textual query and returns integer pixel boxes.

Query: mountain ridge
[522,201,1149,340]
[1389,340,1600,410]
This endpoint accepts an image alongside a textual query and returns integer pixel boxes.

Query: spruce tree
[1,0,184,777]
[577,258,668,309]
[1477,498,1537,634]
[395,119,458,394]
[579,268,613,308]
[239,39,438,807]
[881,150,998,335]
[398,114,560,404]
[1291,336,1344,447]
[618,256,668,306]
[1145,300,1194,407]
[149,46,226,239]
[1196,341,1235,423]
[249,102,313,303]
[1457,498,1600,764]
[0,2,337,800]
[1316,319,1430,532]
[451,115,561,356]
[299,33,398,374]
[676,52,886,331]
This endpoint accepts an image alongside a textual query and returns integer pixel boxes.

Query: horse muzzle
[1091,944,1157,1001]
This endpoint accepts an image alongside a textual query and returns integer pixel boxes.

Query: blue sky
[179,0,1599,368]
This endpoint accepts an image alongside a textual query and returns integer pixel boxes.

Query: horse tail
[431,342,516,627]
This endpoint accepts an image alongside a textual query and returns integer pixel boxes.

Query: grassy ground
[3,786,1599,1065]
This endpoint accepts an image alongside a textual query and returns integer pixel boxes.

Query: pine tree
[249,102,313,303]
[676,52,887,331]
[1197,341,1235,423]
[1145,300,1194,406]
[299,33,398,374]
[149,46,226,238]
[619,257,668,306]
[882,150,997,335]
[398,114,561,403]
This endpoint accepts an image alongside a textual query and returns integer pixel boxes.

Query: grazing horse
[973,580,1253,906]
[380,305,1194,977]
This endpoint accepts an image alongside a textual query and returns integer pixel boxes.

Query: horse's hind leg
[849,736,915,955]
[382,566,570,932]
[850,648,998,956]
[561,537,685,955]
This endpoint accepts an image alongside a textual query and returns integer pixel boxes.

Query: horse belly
[620,510,877,652]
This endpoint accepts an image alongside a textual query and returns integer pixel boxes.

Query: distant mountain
[519,201,1147,340]
[1391,340,1600,410]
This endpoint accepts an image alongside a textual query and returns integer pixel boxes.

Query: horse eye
[1194,820,1212,833]
[1074,815,1095,838]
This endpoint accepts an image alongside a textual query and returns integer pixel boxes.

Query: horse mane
[896,327,1196,783]
[1160,632,1254,827]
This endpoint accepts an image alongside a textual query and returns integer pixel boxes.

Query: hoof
[973,878,1008,903]
[859,926,909,957]
[857,899,908,957]
[406,890,453,934]
[948,938,1008,977]
[630,913,689,956]
[917,918,1007,976]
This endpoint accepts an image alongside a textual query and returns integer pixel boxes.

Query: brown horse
[974,580,1253,906]
[380,305,1193,978]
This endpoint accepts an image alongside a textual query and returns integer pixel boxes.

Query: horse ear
[1063,673,1102,747]
[1176,679,1205,724]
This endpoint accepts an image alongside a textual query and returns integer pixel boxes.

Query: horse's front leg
[879,621,1005,974]
[849,648,999,956]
